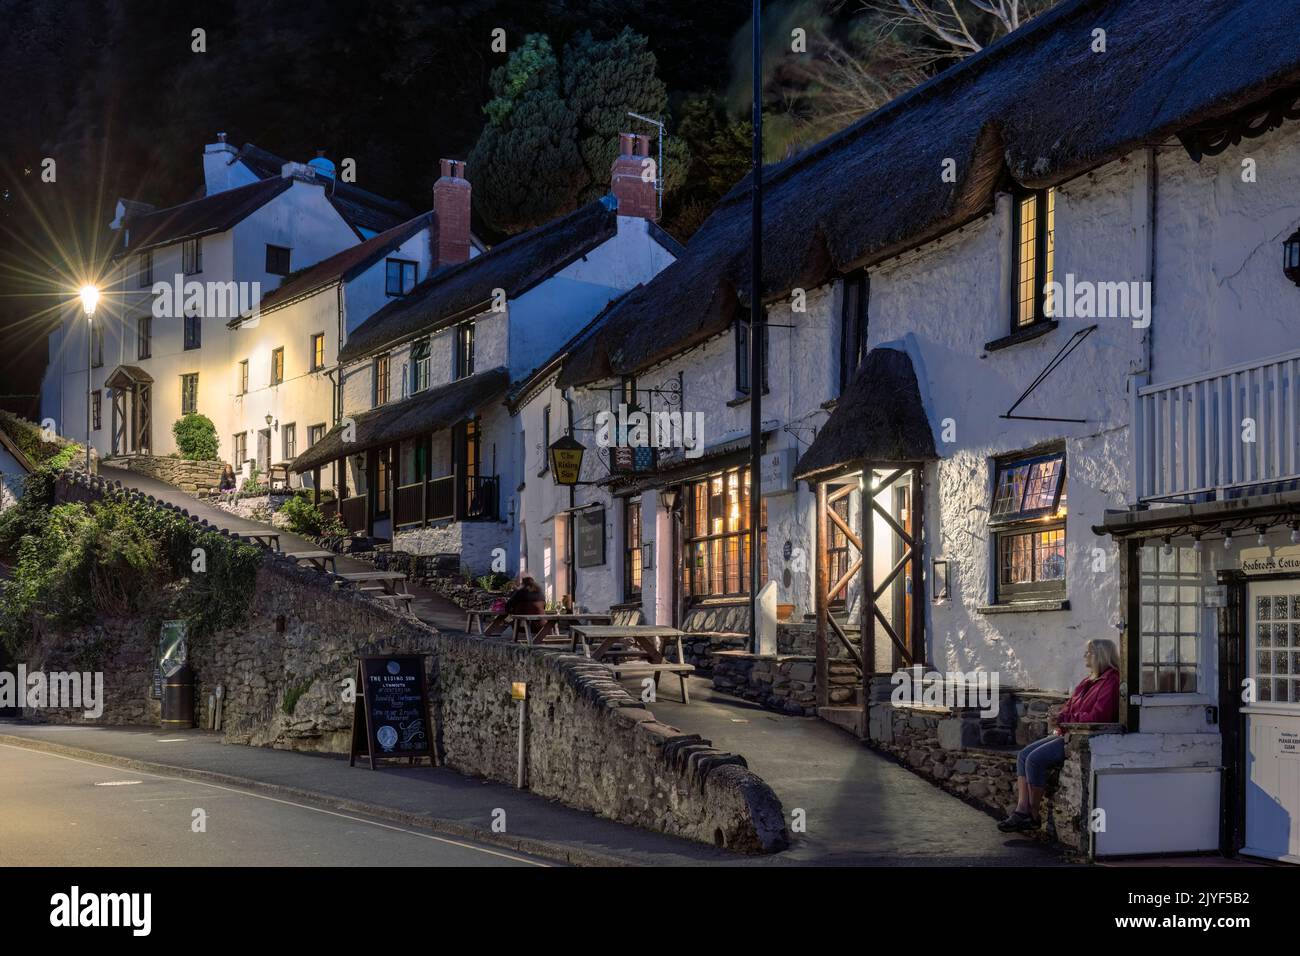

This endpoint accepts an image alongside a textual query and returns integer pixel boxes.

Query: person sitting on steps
[998,638,1120,833]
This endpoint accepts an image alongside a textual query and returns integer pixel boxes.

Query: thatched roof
[560,0,1300,388]
[289,367,509,473]
[338,198,620,363]
[794,349,936,481]
[248,213,432,319]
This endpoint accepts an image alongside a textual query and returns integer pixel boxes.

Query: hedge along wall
[39,472,789,853]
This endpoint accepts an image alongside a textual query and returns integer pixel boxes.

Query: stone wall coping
[713,650,816,663]
[1061,722,1125,738]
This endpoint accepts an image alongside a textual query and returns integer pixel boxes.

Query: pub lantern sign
[549,434,586,486]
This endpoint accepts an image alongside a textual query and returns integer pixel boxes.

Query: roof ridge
[716,0,1103,208]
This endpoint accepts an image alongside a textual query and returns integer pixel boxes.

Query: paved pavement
[0,741,547,867]
[650,682,1067,866]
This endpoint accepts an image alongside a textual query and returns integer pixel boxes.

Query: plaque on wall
[576,507,606,568]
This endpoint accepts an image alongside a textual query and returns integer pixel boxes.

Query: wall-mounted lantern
[1284,228,1300,286]
[548,434,586,485]
[659,487,678,511]
[932,558,950,601]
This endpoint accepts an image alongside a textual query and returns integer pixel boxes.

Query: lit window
[310,333,325,371]
[990,449,1067,602]
[1013,188,1054,330]
[271,347,284,386]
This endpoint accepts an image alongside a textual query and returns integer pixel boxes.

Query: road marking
[94,780,143,786]
[0,743,548,866]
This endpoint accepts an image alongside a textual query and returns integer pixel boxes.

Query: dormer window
[1012,188,1055,331]
[265,244,292,277]
[385,259,417,296]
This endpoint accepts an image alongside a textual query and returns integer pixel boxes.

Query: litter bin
[161,664,195,729]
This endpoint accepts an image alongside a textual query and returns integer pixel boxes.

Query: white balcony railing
[1135,348,1300,501]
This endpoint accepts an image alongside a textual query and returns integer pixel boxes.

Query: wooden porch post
[452,463,462,521]
[910,465,925,666]
[861,466,876,685]
[816,480,829,709]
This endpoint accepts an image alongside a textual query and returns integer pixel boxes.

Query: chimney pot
[610,132,657,221]
[433,158,472,266]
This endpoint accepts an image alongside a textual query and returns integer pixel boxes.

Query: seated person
[485,576,545,635]
[998,638,1120,833]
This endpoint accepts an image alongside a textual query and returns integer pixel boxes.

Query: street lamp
[79,285,100,473]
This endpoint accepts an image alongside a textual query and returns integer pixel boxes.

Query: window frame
[840,273,869,394]
[181,373,199,416]
[411,338,431,393]
[310,332,325,372]
[454,321,475,380]
[137,315,152,360]
[990,448,1067,603]
[385,258,417,297]
[1011,187,1055,332]
[238,359,249,395]
[734,312,769,396]
[265,244,292,277]
[307,423,326,448]
[91,390,102,431]
[282,422,296,462]
[183,312,201,351]
[623,496,643,602]
[90,323,104,368]
[137,251,152,289]
[182,238,203,276]
[270,346,285,386]
[682,467,768,601]
[374,353,391,406]
[233,431,247,465]
[1138,543,1202,695]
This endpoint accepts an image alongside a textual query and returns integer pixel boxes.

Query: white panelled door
[1243,580,1300,863]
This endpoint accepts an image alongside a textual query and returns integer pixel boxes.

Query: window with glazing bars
[682,467,768,600]
[990,449,1066,601]
[1013,189,1054,330]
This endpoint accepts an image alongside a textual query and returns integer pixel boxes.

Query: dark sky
[0,0,754,417]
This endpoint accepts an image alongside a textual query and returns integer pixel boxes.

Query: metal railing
[1135,348,1300,501]
[388,472,498,527]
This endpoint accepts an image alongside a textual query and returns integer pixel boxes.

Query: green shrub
[0,411,83,470]
[171,413,219,460]
[477,572,510,592]
[276,494,346,539]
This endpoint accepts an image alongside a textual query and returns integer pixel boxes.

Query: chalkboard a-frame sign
[349,655,436,770]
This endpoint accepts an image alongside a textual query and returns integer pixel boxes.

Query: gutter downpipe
[564,388,578,610]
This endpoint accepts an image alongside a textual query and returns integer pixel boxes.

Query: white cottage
[553,0,1300,862]
[40,136,415,465]
[290,136,680,575]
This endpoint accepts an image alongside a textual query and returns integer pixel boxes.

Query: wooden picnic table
[285,549,337,573]
[244,531,280,551]
[464,608,505,635]
[336,570,409,595]
[509,612,613,645]
[569,625,694,703]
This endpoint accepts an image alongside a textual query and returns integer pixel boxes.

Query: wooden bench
[604,661,696,703]
[285,549,336,573]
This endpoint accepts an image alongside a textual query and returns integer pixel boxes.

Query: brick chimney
[433,159,472,266]
[610,133,658,220]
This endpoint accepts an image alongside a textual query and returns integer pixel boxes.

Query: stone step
[817,705,865,739]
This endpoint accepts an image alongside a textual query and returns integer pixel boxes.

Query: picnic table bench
[464,608,506,635]
[509,612,613,645]
[285,549,337,573]
[335,570,410,595]
[570,625,694,703]
[243,531,280,551]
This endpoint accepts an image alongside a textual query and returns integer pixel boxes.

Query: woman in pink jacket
[998,638,1120,833]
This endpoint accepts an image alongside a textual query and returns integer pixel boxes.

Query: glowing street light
[80,284,99,472]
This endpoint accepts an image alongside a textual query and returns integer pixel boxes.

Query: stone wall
[21,471,789,853]
[708,623,860,716]
[102,455,226,493]
[394,519,508,577]
[206,491,296,528]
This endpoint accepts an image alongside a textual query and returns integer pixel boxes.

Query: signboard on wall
[576,507,606,568]
[761,448,795,496]
[610,445,657,473]
[1239,544,1300,575]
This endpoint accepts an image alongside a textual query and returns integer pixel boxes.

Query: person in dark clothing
[504,576,545,615]
[484,576,545,635]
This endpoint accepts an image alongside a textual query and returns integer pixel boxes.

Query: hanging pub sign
[349,655,435,770]
[549,434,586,486]
[576,507,607,568]
[610,445,657,473]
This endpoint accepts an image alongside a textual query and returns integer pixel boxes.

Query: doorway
[1242,578,1300,863]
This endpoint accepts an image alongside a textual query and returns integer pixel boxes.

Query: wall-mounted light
[659,487,678,511]
[1257,526,1269,548]
[1284,228,1300,286]
[932,558,949,601]
[1291,522,1300,546]
[1223,530,1234,551]
[1192,535,1203,553]
[1162,535,1173,555]
[265,414,273,427]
